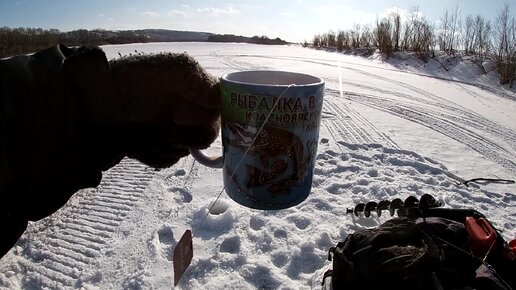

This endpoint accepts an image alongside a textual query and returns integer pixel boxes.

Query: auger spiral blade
[404,196,419,209]
[364,202,378,218]
[354,203,365,216]
[403,196,421,218]
[389,198,403,217]
[345,194,441,218]
[376,200,391,217]
[420,193,441,209]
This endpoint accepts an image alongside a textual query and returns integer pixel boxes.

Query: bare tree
[305,2,516,74]
[360,25,373,48]
[392,11,401,52]
[320,33,328,47]
[492,3,516,86]
[351,24,361,48]
[336,30,351,51]
[439,6,461,54]
[463,14,474,54]
[413,18,434,60]
[336,30,344,51]
[312,34,321,48]
[326,30,337,48]
[466,15,492,72]
[449,6,461,54]
[374,17,393,56]
[438,9,449,51]
[513,18,516,87]
[402,7,421,51]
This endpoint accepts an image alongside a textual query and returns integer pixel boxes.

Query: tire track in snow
[327,80,516,152]
[343,91,516,174]
[321,92,399,150]
[334,62,515,154]
[231,54,516,101]
[85,156,200,288]
[215,52,272,72]
[327,94,399,148]
[0,158,155,289]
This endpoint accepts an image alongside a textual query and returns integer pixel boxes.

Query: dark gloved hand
[0,44,221,257]
[109,52,221,167]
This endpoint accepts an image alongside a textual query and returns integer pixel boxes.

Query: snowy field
[0,42,515,289]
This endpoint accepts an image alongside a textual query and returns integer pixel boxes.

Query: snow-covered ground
[0,42,515,289]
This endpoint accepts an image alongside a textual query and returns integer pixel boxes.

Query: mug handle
[188,148,224,168]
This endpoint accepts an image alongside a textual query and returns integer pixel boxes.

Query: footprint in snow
[287,214,311,230]
[271,251,289,268]
[174,169,186,176]
[250,216,265,231]
[156,225,175,261]
[169,187,192,203]
[219,236,240,253]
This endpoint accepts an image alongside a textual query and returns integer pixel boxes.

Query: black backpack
[323,216,515,290]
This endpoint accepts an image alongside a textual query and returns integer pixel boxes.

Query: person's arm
[0,44,220,258]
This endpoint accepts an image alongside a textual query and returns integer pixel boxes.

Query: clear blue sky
[0,0,514,42]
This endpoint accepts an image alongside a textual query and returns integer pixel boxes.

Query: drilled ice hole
[209,199,230,215]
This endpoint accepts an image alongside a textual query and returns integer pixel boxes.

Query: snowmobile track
[327,81,516,152]
[231,54,516,101]
[343,91,516,174]
[0,158,155,289]
[322,93,399,150]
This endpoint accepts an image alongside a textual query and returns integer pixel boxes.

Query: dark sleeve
[0,44,122,258]
[0,44,221,259]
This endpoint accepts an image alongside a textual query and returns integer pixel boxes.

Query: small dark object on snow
[347,194,441,218]
[173,230,193,286]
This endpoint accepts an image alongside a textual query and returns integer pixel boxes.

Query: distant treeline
[0,28,145,58]
[306,4,516,87]
[208,34,288,45]
[0,27,288,59]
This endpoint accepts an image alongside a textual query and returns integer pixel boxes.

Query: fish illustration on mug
[223,121,314,195]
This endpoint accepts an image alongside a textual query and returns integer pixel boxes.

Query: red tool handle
[509,239,516,256]
[465,216,496,258]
